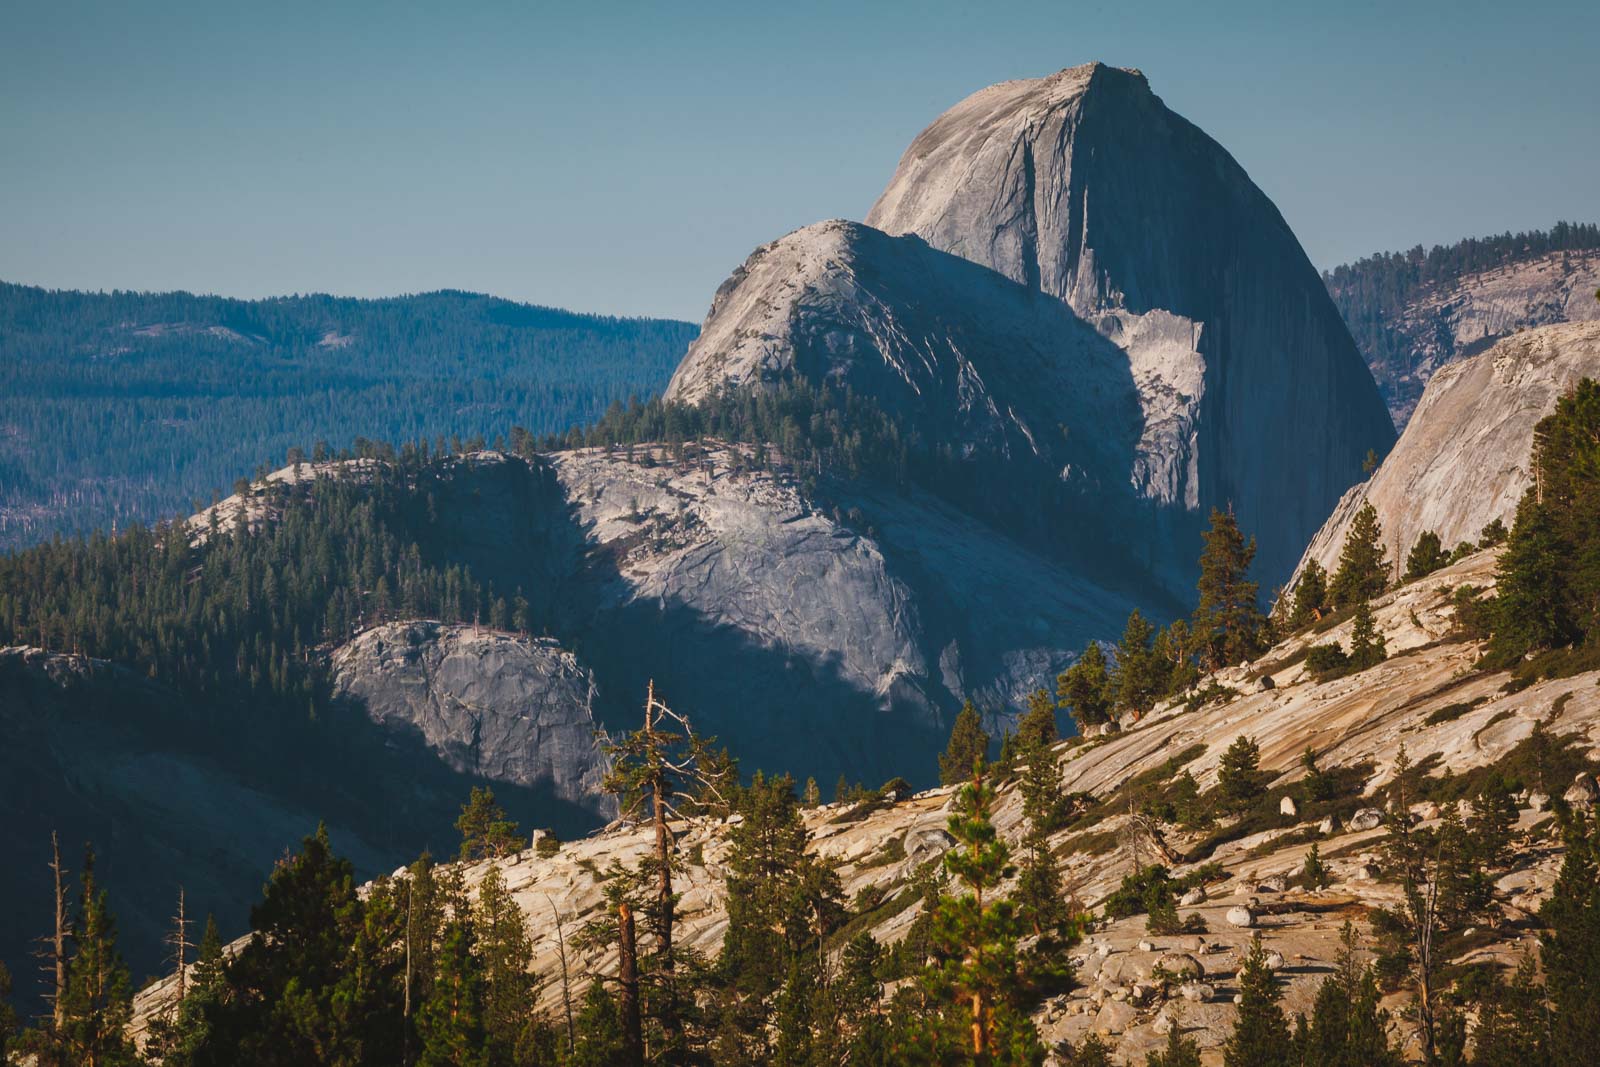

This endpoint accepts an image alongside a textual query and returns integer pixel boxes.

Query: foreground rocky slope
[1296,321,1600,587]
[132,547,1600,1062]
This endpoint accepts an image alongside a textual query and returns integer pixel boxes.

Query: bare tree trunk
[618,902,643,1067]
[402,877,414,1067]
[549,897,575,1054]
[646,681,680,1054]
[47,832,68,1034]
[167,887,192,1017]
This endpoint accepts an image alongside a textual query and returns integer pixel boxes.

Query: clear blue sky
[2,0,1595,322]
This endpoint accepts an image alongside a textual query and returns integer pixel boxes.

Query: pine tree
[1058,1033,1116,1065]
[417,919,488,1067]
[1193,508,1269,670]
[1288,559,1330,630]
[1468,954,1547,1066]
[939,701,990,785]
[1347,598,1387,671]
[1219,736,1268,814]
[1146,1017,1202,1067]
[802,777,821,808]
[1299,842,1330,890]
[1541,806,1600,1063]
[455,787,526,862]
[1223,934,1291,1067]
[922,761,1041,1064]
[56,846,138,1067]
[1017,688,1059,747]
[194,824,401,1066]
[1113,609,1168,719]
[148,913,224,1067]
[1015,737,1071,940]
[568,982,627,1067]
[1491,490,1571,657]
[716,772,843,1064]
[1467,774,1517,876]
[1057,644,1113,731]
[476,865,539,1065]
[0,962,18,1065]
[1293,922,1401,1067]
[1404,530,1448,581]
[600,682,726,1059]
[1330,504,1389,608]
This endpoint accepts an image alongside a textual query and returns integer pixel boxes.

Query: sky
[2,0,1596,322]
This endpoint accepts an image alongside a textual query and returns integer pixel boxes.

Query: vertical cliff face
[866,62,1395,586]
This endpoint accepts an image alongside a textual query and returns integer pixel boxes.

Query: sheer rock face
[1293,321,1600,587]
[546,446,1142,786]
[861,62,1395,586]
[331,621,611,816]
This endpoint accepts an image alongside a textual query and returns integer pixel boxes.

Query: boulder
[1349,808,1385,833]
[1280,796,1298,818]
[1529,792,1552,812]
[1179,886,1207,907]
[1226,906,1256,928]
[1137,939,1156,953]
[1258,675,1276,692]
[1563,773,1598,811]
[1257,875,1289,894]
[1317,815,1340,835]
[1155,953,1205,981]
[1093,999,1138,1035]
[1264,951,1286,971]
[1179,982,1215,1003]
[904,827,957,866]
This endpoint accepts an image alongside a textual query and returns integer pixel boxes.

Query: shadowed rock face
[665,220,1142,488]
[862,62,1395,586]
[331,621,612,816]
[546,446,1148,787]
[1293,321,1600,587]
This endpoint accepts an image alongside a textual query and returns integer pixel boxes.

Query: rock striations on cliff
[1293,320,1600,586]
[670,62,1394,590]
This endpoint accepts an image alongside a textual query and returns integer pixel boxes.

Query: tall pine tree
[1194,508,1269,670]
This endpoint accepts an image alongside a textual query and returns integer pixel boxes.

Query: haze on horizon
[2,0,1595,322]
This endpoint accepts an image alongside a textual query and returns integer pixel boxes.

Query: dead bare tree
[546,894,576,1054]
[165,887,193,1018]
[598,680,731,1057]
[36,832,70,1035]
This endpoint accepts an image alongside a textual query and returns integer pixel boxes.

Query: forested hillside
[0,284,696,549]
[1324,222,1600,425]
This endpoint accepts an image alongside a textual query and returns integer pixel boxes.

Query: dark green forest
[0,283,696,550]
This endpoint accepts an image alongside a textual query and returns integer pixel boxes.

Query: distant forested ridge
[1324,221,1600,425]
[0,283,696,549]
